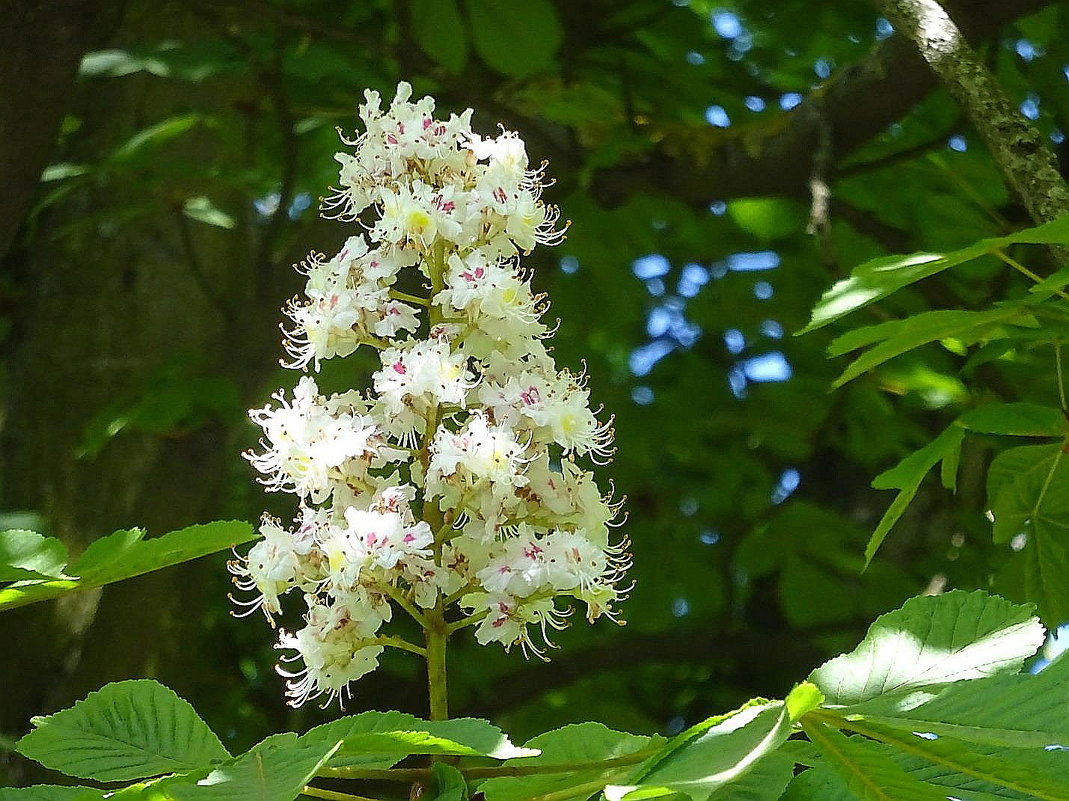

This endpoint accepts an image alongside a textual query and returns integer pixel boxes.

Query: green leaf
[829,308,1030,388]
[168,733,341,801]
[987,444,1069,624]
[989,443,1069,539]
[799,214,1069,334]
[0,788,105,801]
[465,0,562,78]
[808,590,1044,707]
[411,0,468,73]
[0,520,256,612]
[850,720,1069,799]
[786,683,824,722]
[802,724,951,801]
[429,763,469,801]
[110,114,201,163]
[480,723,656,801]
[727,198,806,241]
[709,750,795,800]
[887,747,1061,801]
[958,402,1069,437]
[16,680,229,781]
[304,711,535,770]
[40,163,90,182]
[0,530,71,581]
[780,765,854,801]
[182,196,235,229]
[80,49,169,78]
[846,653,1069,749]
[605,701,792,801]
[865,426,965,564]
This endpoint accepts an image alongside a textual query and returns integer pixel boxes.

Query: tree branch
[880,0,1069,229]
[590,0,1053,210]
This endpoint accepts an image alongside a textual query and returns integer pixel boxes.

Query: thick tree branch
[880,0,1069,228]
[591,0,1052,209]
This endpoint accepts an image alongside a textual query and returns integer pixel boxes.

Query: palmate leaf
[479,723,658,801]
[604,700,793,801]
[986,444,1069,625]
[0,520,255,612]
[799,214,1069,334]
[305,710,536,770]
[808,590,1044,706]
[16,680,230,782]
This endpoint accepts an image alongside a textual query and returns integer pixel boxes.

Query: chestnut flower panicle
[234,82,629,707]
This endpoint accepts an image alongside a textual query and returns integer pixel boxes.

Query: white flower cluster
[233,82,628,707]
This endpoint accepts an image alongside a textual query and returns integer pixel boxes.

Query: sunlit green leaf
[808,590,1043,706]
[110,115,201,163]
[844,719,1069,799]
[481,723,656,801]
[799,214,1069,334]
[846,653,1069,749]
[0,521,255,612]
[16,680,229,781]
[802,724,950,801]
[0,530,71,581]
[305,711,535,770]
[831,308,1029,388]
[182,196,235,229]
[606,701,792,801]
[168,733,339,801]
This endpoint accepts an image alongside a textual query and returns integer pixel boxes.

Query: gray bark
[881,0,1069,227]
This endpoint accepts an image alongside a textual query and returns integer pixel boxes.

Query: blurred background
[3,0,1068,782]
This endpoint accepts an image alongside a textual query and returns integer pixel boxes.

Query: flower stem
[388,288,430,307]
[370,635,426,657]
[425,609,449,721]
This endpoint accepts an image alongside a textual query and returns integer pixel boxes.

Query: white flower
[244,81,626,704]
[246,376,380,503]
[275,597,387,707]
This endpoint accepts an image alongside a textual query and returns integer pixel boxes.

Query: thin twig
[991,248,1069,300]
[1056,342,1067,411]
